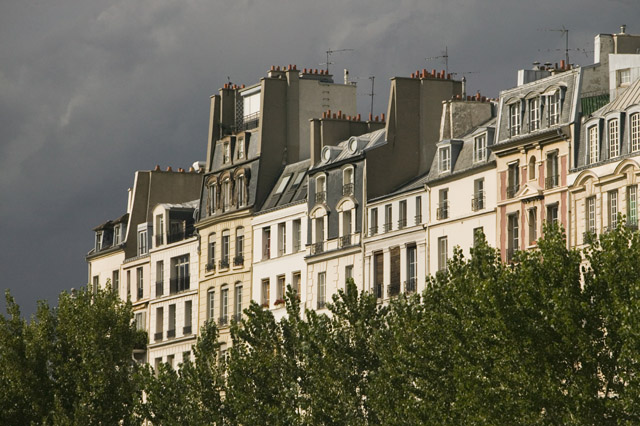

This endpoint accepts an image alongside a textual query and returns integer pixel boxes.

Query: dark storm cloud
[1,0,638,315]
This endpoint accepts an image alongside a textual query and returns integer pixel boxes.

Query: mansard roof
[258,159,310,213]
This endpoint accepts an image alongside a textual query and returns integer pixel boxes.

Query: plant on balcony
[274,298,285,306]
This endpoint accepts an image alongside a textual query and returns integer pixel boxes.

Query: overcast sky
[1,0,638,316]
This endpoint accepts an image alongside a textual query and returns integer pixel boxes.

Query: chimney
[621,24,627,34]
[344,69,349,84]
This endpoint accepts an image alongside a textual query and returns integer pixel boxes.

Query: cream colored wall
[88,251,125,292]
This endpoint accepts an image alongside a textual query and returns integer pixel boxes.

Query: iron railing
[545,175,559,189]
[317,301,326,309]
[154,332,163,342]
[369,226,378,236]
[183,325,192,335]
[436,204,449,220]
[311,242,324,255]
[406,278,417,293]
[471,194,485,211]
[218,316,228,326]
[169,276,190,294]
[339,234,352,248]
[205,262,215,272]
[387,282,401,297]
[507,184,520,198]
[167,329,175,339]
[315,191,327,204]
[398,218,407,229]
[343,183,354,196]
[384,222,392,232]
[219,259,229,270]
[233,255,244,266]
[155,281,163,297]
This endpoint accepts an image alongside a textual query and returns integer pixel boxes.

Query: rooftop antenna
[539,27,570,66]
[322,49,354,74]
[426,46,449,75]
[368,76,375,118]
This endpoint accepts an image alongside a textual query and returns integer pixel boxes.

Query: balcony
[369,226,378,236]
[315,191,327,204]
[387,282,401,297]
[167,329,176,339]
[398,218,407,229]
[233,255,244,266]
[507,184,520,199]
[415,214,422,225]
[205,262,215,273]
[219,259,230,270]
[169,276,190,294]
[183,325,192,335]
[154,332,163,342]
[167,226,195,244]
[471,194,485,211]
[236,112,260,132]
[311,242,324,255]
[155,281,163,297]
[317,301,326,309]
[155,234,164,247]
[339,234,352,248]
[436,205,449,220]
[545,175,559,190]
[342,183,354,196]
[384,222,392,232]
[405,278,417,293]
[218,316,228,327]
[626,221,638,231]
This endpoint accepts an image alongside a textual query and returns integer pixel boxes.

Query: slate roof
[595,78,640,116]
[311,128,387,169]
[258,159,310,213]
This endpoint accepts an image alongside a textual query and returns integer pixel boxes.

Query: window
[509,101,521,136]
[314,217,324,248]
[184,301,192,335]
[345,265,353,284]
[586,197,596,235]
[275,175,291,194]
[507,214,519,261]
[438,237,448,271]
[237,137,245,159]
[628,185,638,227]
[546,151,559,189]
[221,179,231,212]
[262,227,271,259]
[293,219,302,251]
[223,142,230,163]
[155,215,164,246]
[155,307,163,341]
[547,204,559,225]
[399,200,407,228]
[154,357,162,371]
[389,246,401,296]
[207,233,216,271]
[529,97,540,131]
[126,270,131,300]
[221,230,230,267]
[134,312,145,331]
[208,184,217,214]
[156,261,164,297]
[168,304,176,338]
[343,167,354,196]
[261,279,270,306]
[136,267,143,300]
[406,245,417,293]
[171,255,189,293]
[609,119,619,158]
[317,272,326,309]
[415,196,422,224]
[207,289,215,320]
[370,208,378,235]
[278,223,286,256]
[438,189,449,219]
[473,134,487,162]
[472,179,484,211]
[609,190,618,229]
[439,146,451,173]
[234,283,243,321]
[137,229,148,256]
[293,272,301,295]
[374,252,384,299]
[277,275,286,301]
[384,204,393,231]
[548,91,560,126]
[220,287,229,325]
[235,227,244,265]
[95,232,103,251]
[342,209,352,246]
[114,224,121,245]
[507,162,520,198]
[618,68,631,86]
[316,175,326,203]
[589,125,599,164]
[632,113,640,153]
[528,156,536,180]
[528,208,537,245]
[92,276,99,294]
[237,175,246,207]
[167,355,174,369]
[112,270,119,294]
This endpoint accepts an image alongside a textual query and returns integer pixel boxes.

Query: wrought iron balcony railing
[317,301,326,309]
[233,255,244,266]
[315,191,327,204]
[342,183,354,196]
[339,234,352,248]
[167,329,176,339]
[155,234,164,247]
[471,194,485,211]
[415,214,422,225]
[398,218,407,229]
[218,316,228,327]
[545,175,559,189]
[219,259,229,270]
[183,325,192,335]
[384,222,392,232]
[436,204,449,220]
[369,226,378,236]
[405,278,417,293]
[155,281,163,297]
[311,242,324,255]
[154,332,163,342]
[205,262,215,272]
[387,282,401,297]
[507,184,520,199]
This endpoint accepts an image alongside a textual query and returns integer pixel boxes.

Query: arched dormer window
[221,177,231,212]
[631,112,640,153]
[315,175,327,204]
[206,176,219,215]
[342,166,354,196]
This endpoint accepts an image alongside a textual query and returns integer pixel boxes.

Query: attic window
[275,175,291,194]
[439,146,451,173]
[473,134,487,163]
[292,172,305,187]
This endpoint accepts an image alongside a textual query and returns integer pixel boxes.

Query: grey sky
[1,0,637,316]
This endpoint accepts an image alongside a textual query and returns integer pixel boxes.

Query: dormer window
[548,90,561,126]
[609,119,619,158]
[114,225,121,245]
[208,183,217,215]
[529,97,540,131]
[589,125,599,164]
[509,101,521,136]
[315,175,326,203]
[237,137,245,159]
[439,146,451,173]
[473,134,487,163]
[95,231,103,251]
[237,174,246,206]
[138,229,148,256]
[618,68,631,86]
[275,175,291,194]
[343,166,354,196]
[221,178,230,212]
[223,142,230,164]
[631,113,640,153]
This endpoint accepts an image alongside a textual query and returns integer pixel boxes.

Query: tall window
[438,189,449,219]
[156,261,164,297]
[293,272,301,295]
[234,283,243,321]
[317,272,326,309]
[315,217,324,244]
[138,229,148,256]
[261,279,270,306]
[529,97,540,131]
[95,232,103,251]
[207,233,216,271]
[343,167,354,196]
[262,227,271,259]
[342,209,352,240]
[136,267,143,300]
[632,113,640,153]
[127,270,131,300]
[114,224,121,245]
[507,214,519,261]
[628,185,638,227]
[384,204,393,231]
[406,245,417,292]
[548,91,560,125]
[528,208,537,245]
[415,196,422,224]
[220,287,229,325]
[184,301,192,334]
[112,270,119,294]
[370,208,378,235]
[438,237,448,271]
[316,175,326,203]
[546,151,559,189]
[473,134,487,162]
[277,275,286,301]
[345,265,353,284]
[293,219,301,251]
[439,147,451,173]
[586,197,596,235]
[155,307,163,341]
[207,289,215,320]
[221,179,231,212]
[278,223,286,256]
[547,204,559,225]
[171,255,189,293]
[223,142,230,163]
[208,183,217,214]
[609,190,618,229]
[618,68,631,86]
[509,101,521,136]
[168,304,176,338]
[507,162,520,198]
[589,126,599,164]
[389,246,401,296]
[221,230,230,267]
[134,312,145,331]
[399,200,407,228]
[237,175,246,207]
[609,119,619,158]
[235,227,244,265]
[155,215,164,246]
[374,252,384,299]
[237,137,245,159]
[92,276,99,294]
[473,179,484,211]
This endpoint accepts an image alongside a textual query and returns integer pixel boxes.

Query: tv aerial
[322,49,354,74]
[426,46,449,75]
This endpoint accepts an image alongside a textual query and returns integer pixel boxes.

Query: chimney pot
[368,113,373,121]
[447,73,451,79]
[621,24,627,34]
[166,166,172,172]
[303,68,307,73]
[332,113,336,119]
[381,113,385,121]
[154,165,160,171]
[271,65,275,71]
[375,115,379,122]
[481,96,486,102]
[189,166,195,172]
[293,64,297,70]
[560,59,566,69]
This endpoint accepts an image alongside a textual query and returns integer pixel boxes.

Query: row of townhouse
[87,28,640,366]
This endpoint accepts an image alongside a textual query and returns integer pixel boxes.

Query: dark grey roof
[258,159,310,213]
[368,172,430,203]
[311,128,387,170]
[596,78,640,116]
[92,213,129,231]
